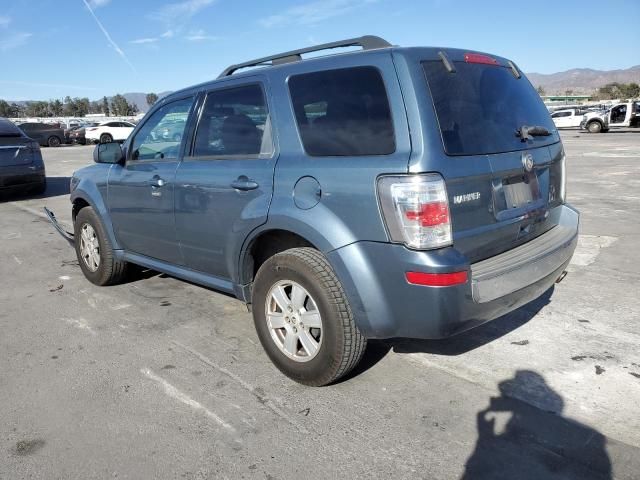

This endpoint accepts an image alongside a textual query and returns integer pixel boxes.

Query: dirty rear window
[423,61,557,156]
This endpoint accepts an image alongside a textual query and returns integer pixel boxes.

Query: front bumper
[327,204,579,339]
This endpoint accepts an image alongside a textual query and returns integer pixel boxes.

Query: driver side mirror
[93,142,124,164]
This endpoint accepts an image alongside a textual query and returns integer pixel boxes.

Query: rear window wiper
[515,125,552,142]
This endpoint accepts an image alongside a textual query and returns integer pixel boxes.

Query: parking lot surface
[1,132,640,479]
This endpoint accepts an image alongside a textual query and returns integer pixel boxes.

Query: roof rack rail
[218,35,392,78]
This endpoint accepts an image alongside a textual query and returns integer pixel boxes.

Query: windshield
[423,61,558,155]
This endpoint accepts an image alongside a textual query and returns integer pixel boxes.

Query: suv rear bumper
[327,204,579,339]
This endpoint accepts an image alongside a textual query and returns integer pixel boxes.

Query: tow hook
[43,207,75,246]
[555,270,568,284]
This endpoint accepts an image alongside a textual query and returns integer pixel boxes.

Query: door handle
[230,176,259,191]
[149,175,166,188]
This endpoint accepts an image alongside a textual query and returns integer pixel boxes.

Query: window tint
[130,97,194,161]
[193,84,273,158]
[289,66,395,156]
[423,61,557,155]
[552,111,571,118]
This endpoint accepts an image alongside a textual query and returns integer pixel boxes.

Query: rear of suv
[61,36,578,386]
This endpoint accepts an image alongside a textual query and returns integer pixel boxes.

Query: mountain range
[526,65,640,94]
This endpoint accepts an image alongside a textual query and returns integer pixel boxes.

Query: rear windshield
[0,119,23,137]
[423,61,557,156]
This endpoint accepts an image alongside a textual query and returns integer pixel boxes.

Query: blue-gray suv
[60,36,579,386]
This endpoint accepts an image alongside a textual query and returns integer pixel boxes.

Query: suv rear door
[174,79,277,281]
[403,49,563,263]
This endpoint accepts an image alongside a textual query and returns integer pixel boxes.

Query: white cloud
[259,0,376,28]
[0,16,10,28]
[185,29,217,41]
[161,30,175,38]
[0,32,32,51]
[130,37,159,44]
[81,0,136,73]
[150,0,216,25]
[88,0,111,7]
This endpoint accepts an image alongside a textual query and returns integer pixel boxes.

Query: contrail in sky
[81,0,137,74]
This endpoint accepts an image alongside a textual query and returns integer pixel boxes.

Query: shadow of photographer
[461,370,612,480]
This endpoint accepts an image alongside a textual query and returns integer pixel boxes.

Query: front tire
[74,207,128,286]
[47,136,61,147]
[252,248,366,386]
[587,121,602,133]
[99,133,113,144]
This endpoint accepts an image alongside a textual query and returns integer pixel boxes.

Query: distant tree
[9,103,24,118]
[146,93,158,107]
[102,96,110,116]
[564,89,574,96]
[0,99,10,117]
[110,94,137,116]
[618,82,640,99]
[63,96,77,117]
[110,94,126,116]
[49,99,64,116]
[536,86,546,96]
[76,98,90,117]
[25,101,50,117]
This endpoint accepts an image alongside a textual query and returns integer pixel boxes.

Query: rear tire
[252,247,366,386]
[74,206,128,286]
[99,133,113,144]
[587,121,602,133]
[47,136,61,147]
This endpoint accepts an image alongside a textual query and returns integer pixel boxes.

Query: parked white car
[85,121,135,143]
[550,108,586,129]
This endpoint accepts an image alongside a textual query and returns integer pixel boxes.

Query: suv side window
[130,97,194,161]
[193,84,273,158]
[288,66,395,156]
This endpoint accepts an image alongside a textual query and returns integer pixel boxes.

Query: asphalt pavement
[1,132,639,480]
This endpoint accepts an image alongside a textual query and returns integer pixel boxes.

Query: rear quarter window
[288,66,395,156]
[423,61,557,156]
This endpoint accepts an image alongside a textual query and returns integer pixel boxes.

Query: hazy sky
[1,0,638,100]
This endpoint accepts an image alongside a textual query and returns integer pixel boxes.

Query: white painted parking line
[141,367,236,433]
[172,340,310,434]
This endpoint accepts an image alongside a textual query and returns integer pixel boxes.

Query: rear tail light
[378,174,452,249]
[87,128,97,132]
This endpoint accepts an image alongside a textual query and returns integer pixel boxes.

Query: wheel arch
[70,183,120,250]
[238,227,319,290]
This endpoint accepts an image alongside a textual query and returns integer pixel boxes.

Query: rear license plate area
[502,174,540,210]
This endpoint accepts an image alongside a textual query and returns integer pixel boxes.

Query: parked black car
[0,118,46,195]
[68,123,99,145]
[17,122,64,147]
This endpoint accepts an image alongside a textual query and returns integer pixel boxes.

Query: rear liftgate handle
[231,175,259,191]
